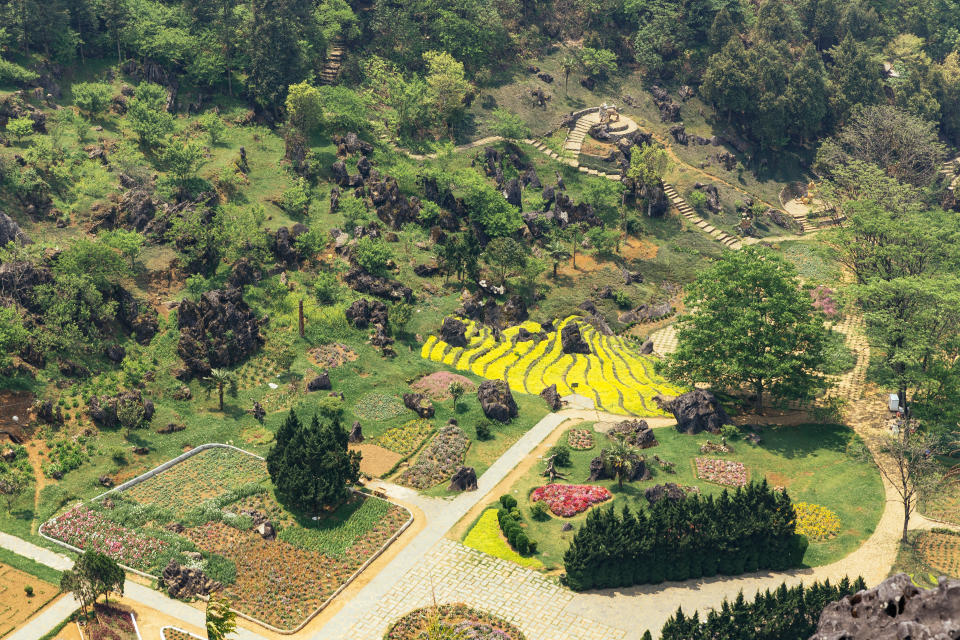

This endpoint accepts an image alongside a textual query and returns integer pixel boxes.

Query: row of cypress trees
[658,577,866,640]
[563,480,807,591]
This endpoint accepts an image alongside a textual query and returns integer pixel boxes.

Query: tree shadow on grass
[755,422,851,460]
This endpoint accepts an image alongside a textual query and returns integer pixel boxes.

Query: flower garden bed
[915,529,960,576]
[795,502,841,541]
[81,605,138,640]
[375,419,435,456]
[421,315,686,417]
[41,445,411,632]
[566,429,595,450]
[694,458,748,487]
[462,509,543,569]
[123,447,268,517]
[384,604,526,640]
[530,484,611,517]
[354,393,408,421]
[397,425,470,489]
[162,628,203,640]
[307,343,358,368]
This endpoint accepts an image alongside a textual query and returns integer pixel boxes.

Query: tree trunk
[902,496,911,544]
[553,262,558,277]
[218,385,224,411]
[754,382,764,414]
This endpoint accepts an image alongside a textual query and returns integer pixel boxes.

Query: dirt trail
[24,442,49,533]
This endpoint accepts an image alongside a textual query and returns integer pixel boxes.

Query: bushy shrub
[720,424,740,440]
[547,444,571,467]
[688,190,708,212]
[499,494,517,510]
[612,290,632,309]
[530,501,550,521]
[475,421,492,441]
[563,481,804,590]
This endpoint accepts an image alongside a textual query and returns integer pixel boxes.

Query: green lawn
[484,422,883,571]
[0,547,62,584]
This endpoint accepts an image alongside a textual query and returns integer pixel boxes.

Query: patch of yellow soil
[0,564,58,636]
[351,443,402,478]
[621,237,659,261]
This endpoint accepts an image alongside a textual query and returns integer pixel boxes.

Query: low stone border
[40,443,414,635]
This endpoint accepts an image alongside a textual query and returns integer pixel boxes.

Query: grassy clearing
[0,547,62,585]
[493,423,882,571]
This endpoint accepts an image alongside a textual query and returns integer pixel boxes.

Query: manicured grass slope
[493,423,883,571]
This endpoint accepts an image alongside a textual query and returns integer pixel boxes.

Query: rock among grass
[478,379,518,423]
[672,389,730,434]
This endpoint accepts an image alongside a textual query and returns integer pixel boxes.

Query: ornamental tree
[267,405,361,514]
[663,246,827,412]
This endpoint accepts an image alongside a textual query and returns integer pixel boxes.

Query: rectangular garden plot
[41,445,411,632]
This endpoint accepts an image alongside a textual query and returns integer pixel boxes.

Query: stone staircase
[941,156,960,192]
[319,40,345,86]
[563,112,599,154]
[663,184,742,249]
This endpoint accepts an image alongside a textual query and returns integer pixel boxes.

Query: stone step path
[941,156,960,191]
[563,112,599,154]
[319,40,345,86]
[662,184,742,249]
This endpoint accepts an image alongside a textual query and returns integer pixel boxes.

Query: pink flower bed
[695,458,748,487]
[530,484,611,517]
[42,505,167,570]
[810,285,840,318]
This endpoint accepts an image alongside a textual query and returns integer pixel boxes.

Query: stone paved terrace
[345,539,628,640]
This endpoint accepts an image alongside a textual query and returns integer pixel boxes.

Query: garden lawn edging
[39,443,414,635]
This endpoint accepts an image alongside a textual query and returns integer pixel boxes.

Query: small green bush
[475,421,492,441]
[688,190,708,213]
[24,585,33,597]
[612,290,632,309]
[720,425,740,440]
[530,501,550,521]
[203,553,238,584]
[499,494,517,510]
[547,444,571,467]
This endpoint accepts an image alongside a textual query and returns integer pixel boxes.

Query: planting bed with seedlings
[41,445,410,631]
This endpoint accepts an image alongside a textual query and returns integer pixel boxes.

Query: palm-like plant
[602,436,639,489]
[560,54,578,96]
[544,239,571,277]
[448,381,465,411]
[203,368,238,411]
[206,595,237,640]
[424,607,469,640]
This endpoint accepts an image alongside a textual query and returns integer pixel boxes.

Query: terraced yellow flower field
[421,315,686,416]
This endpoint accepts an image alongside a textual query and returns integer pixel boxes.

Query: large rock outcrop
[176,287,265,378]
[811,574,960,640]
[672,389,730,435]
[448,466,478,492]
[88,390,155,429]
[161,559,222,599]
[344,267,412,302]
[560,323,591,355]
[116,287,159,345]
[439,317,468,347]
[644,483,687,505]
[608,419,658,448]
[588,451,650,482]
[477,380,518,423]
[345,298,389,330]
[403,393,435,419]
[0,212,30,246]
[540,384,562,411]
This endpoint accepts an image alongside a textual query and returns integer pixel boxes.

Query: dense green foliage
[660,576,867,640]
[562,481,805,591]
[267,407,362,513]
[664,247,827,411]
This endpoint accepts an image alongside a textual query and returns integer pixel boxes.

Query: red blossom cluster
[695,458,748,487]
[530,484,611,517]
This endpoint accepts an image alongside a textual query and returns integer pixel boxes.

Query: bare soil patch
[0,390,33,441]
[352,443,403,477]
[0,563,58,637]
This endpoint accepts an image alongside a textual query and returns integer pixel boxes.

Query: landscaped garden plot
[123,447,269,517]
[567,428,595,450]
[421,315,686,416]
[695,458,748,487]
[478,422,883,571]
[920,478,960,525]
[80,605,138,640]
[915,530,960,577]
[162,628,202,640]
[42,446,411,631]
[353,392,407,421]
[397,425,471,489]
[410,371,476,400]
[530,484,611,517]
[462,509,544,569]
[385,604,527,640]
[375,419,435,456]
[0,563,59,638]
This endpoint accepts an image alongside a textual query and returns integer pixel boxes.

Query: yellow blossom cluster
[795,502,841,541]
[421,315,686,416]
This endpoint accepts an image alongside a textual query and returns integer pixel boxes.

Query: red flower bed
[530,484,611,517]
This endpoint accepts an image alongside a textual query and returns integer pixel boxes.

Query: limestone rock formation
[161,560,222,599]
[477,380,518,423]
[0,211,30,245]
[403,393,435,419]
[88,390,155,429]
[307,372,331,392]
[608,419,659,448]
[672,389,729,434]
[540,384,562,411]
[345,298,389,330]
[561,323,591,355]
[644,483,687,505]
[448,466,478,492]
[440,317,468,347]
[176,286,265,378]
[344,267,412,302]
[348,421,364,443]
[811,574,960,640]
